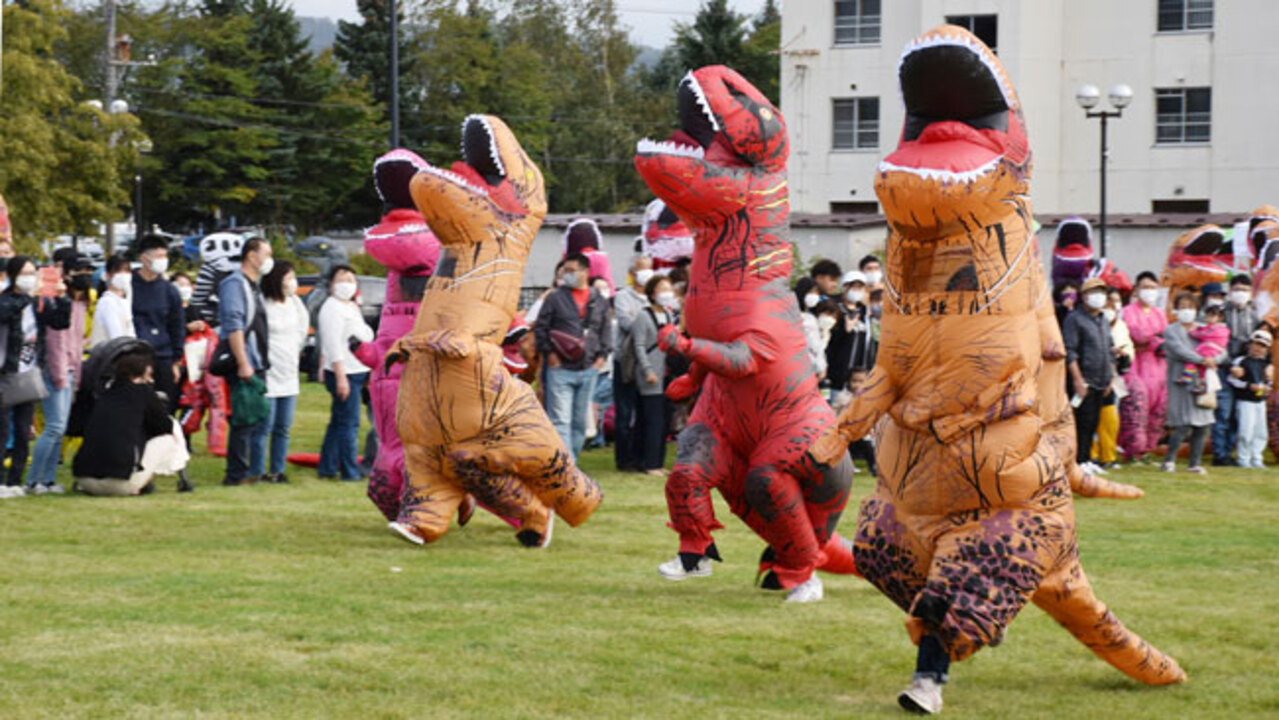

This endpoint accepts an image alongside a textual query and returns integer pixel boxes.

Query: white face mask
[634,269,654,287]
[818,314,837,331]
[560,271,581,289]
[1102,308,1116,324]
[596,286,611,300]
[865,270,883,285]
[177,285,194,303]
[1138,287,1159,306]
[148,256,169,275]
[15,274,38,295]
[332,281,357,301]
[1230,290,1251,307]
[1175,308,1197,325]
[656,291,677,309]
[1204,297,1224,309]
[110,273,131,293]
[258,256,275,277]
[845,289,865,304]
[283,278,299,297]
[1084,291,1107,310]
[803,293,820,309]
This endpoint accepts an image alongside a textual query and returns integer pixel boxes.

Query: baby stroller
[67,337,194,493]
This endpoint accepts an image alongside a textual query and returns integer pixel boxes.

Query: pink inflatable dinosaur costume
[355,149,443,519]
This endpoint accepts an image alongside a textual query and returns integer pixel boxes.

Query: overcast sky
[290,0,768,48]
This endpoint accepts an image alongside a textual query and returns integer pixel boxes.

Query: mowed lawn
[2,383,1279,719]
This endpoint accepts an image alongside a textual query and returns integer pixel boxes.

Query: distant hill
[298,16,338,56]
[633,45,664,69]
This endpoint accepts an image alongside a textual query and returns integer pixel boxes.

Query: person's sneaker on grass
[46,484,66,495]
[1185,465,1207,475]
[1160,461,1176,473]
[784,576,823,603]
[25,484,48,496]
[898,676,943,714]
[658,554,713,580]
[387,521,427,545]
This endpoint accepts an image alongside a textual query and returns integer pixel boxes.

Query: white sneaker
[657,555,712,580]
[387,521,426,545]
[784,576,824,603]
[26,484,48,496]
[898,676,944,714]
[0,486,24,499]
[1160,461,1176,473]
[46,484,66,495]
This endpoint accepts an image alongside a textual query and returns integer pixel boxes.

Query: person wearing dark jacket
[132,234,186,411]
[533,252,613,458]
[825,270,877,393]
[73,348,191,495]
[0,256,72,488]
[1064,278,1116,465]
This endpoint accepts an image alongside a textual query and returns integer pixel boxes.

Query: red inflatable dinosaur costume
[634,66,856,602]
[812,26,1184,713]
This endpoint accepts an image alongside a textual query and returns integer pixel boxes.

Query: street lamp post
[1075,83,1133,259]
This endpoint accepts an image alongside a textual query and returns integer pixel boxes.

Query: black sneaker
[177,470,195,493]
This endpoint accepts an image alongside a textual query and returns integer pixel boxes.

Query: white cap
[841,270,868,286]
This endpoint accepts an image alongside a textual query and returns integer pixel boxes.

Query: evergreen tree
[334,0,411,130]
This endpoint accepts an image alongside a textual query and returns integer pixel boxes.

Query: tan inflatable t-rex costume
[811,26,1185,711]
[386,115,602,548]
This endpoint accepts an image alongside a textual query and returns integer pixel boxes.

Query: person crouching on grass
[72,347,192,495]
[1228,329,1274,469]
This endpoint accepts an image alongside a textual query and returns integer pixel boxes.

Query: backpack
[617,307,660,384]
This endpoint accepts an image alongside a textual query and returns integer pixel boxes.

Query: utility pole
[389,0,400,148]
[104,0,119,255]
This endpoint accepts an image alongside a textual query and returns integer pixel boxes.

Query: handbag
[0,368,49,407]
[549,328,586,363]
[207,338,237,378]
[1196,370,1221,409]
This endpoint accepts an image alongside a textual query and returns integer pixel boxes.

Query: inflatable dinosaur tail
[1070,470,1145,499]
[1032,559,1186,685]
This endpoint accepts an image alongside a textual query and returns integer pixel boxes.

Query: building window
[833,97,879,150]
[1155,87,1211,144]
[1152,199,1210,213]
[945,14,998,53]
[835,0,881,46]
[1157,0,1213,32]
[830,201,879,214]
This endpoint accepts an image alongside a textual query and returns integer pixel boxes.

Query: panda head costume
[199,232,246,273]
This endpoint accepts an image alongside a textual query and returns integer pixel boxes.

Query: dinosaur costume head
[640,198,694,269]
[635,65,787,229]
[1247,205,1279,257]
[1051,216,1094,286]
[878,25,1030,244]
[366,149,441,281]
[1161,224,1229,302]
[409,114,546,250]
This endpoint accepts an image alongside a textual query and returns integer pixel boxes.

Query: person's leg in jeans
[1187,425,1209,469]
[319,373,343,478]
[1212,366,1236,464]
[269,395,298,476]
[29,369,74,487]
[612,363,639,470]
[569,368,595,458]
[1073,390,1104,464]
[338,373,367,479]
[7,401,37,486]
[544,366,576,452]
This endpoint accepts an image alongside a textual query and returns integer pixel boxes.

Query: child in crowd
[1229,329,1274,469]
[832,369,879,476]
[1183,304,1229,393]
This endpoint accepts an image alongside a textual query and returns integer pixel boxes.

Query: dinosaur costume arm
[658,324,774,379]
[810,365,895,465]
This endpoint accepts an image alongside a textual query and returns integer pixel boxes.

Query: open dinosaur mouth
[1182,229,1225,256]
[1055,220,1093,254]
[418,114,506,198]
[881,33,1014,183]
[1172,229,1232,272]
[374,150,430,208]
[636,72,713,161]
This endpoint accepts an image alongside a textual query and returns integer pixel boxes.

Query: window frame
[834,0,882,47]
[831,97,880,152]
[1156,0,1213,33]
[944,13,998,53]
[1154,87,1212,146]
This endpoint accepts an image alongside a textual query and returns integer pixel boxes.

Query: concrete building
[780,0,1279,217]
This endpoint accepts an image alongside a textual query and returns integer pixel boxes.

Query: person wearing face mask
[612,254,655,471]
[859,254,884,290]
[628,275,676,475]
[131,235,186,412]
[218,236,274,486]
[1121,271,1169,460]
[825,270,876,397]
[26,252,92,494]
[171,270,227,459]
[1053,281,1079,329]
[259,262,308,484]
[1211,275,1261,465]
[1161,292,1226,474]
[585,277,615,449]
[533,253,613,458]
[1093,289,1134,471]
[90,254,136,347]
[0,235,15,293]
[1063,279,1116,467]
[317,265,374,481]
[0,256,71,491]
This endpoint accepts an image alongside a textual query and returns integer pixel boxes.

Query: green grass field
[2,383,1278,719]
